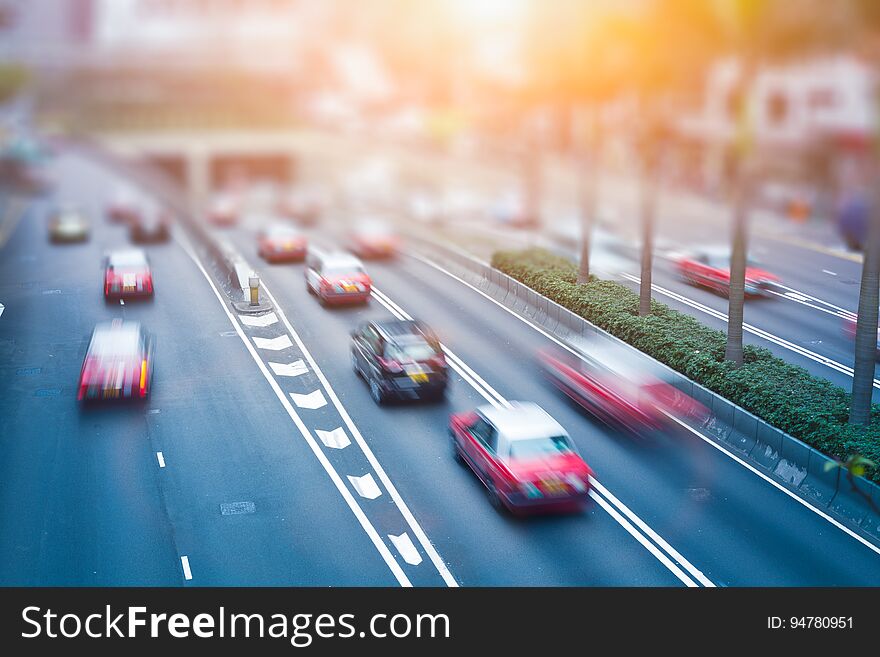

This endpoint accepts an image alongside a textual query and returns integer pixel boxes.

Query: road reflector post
[249,273,260,306]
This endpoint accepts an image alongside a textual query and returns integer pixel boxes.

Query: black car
[129,210,171,243]
[351,320,447,404]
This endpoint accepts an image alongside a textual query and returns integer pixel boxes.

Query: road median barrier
[404,233,880,544]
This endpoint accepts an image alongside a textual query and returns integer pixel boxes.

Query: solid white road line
[774,282,856,317]
[268,360,309,377]
[389,533,423,566]
[372,288,509,409]
[253,334,293,351]
[664,412,880,558]
[589,490,697,587]
[180,556,192,581]
[176,234,415,587]
[621,273,880,390]
[290,390,327,410]
[255,281,458,587]
[348,473,383,500]
[239,312,279,327]
[373,274,714,587]
[316,427,351,450]
[156,451,166,468]
[590,478,714,587]
[409,251,880,558]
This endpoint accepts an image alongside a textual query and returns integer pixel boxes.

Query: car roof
[321,251,363,267]
[108,249,148,267]
[477,402,567,441]
[90,321,143,354]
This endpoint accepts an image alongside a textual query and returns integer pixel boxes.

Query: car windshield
[385,336,438,361]
[508,435,574,461]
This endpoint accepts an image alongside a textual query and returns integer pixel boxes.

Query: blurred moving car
[106,186,140,224]
[258,222,308,262]
[842,315,880,358]
[675,247,779,297]
[207,194,240,227]
[348,219,400,258]
[279,188,323,226]
[449,402,592,514]
[78,320,154,402]
[48,205,89,243]
[351,319,447,404]
[305,250,371,305]
[538,340,706,435]
[129,209,171,244]
[104,249,154,299]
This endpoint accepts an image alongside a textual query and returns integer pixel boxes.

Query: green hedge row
[492,248,880,482]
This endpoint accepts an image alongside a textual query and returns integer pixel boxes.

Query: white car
[305,250,371,306]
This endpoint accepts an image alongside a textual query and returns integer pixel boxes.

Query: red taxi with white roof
[538,339,706,435]
[305,250,371,306]
[449,402,592,514]
[103,249,154,300]
[77,321,154,402]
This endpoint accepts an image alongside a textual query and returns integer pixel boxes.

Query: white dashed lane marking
[822,269,837,276]
[388,533,423,566]
[316,427,351,449]
[239,312,279,327]
[269,360,309,377]
[156,451,165,468]
[253,334,293,351]
[180,556,192,581]
[0,302,4,318]
[290,390,327,409]
[348,473,382,500]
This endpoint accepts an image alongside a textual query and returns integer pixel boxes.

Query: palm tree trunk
[577,108,598,285]
[639,161,657,316]
[848,186,880,425]
[577,147,596,284]
[725,165,749,366]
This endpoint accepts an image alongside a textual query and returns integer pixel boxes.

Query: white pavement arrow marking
[253,334,293,351]
[269,360,308,377]
[290,390,326,410]
[388,533,422,565]
[315,427,351,449]
[239,312,278,327]
[348,473,382,500]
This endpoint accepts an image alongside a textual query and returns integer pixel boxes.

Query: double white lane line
[620,273,880,390]
[371,286,715,588]
[177,234,456,587]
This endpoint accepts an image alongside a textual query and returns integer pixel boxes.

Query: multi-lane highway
[445,201,874,400]
[2,148,880,586]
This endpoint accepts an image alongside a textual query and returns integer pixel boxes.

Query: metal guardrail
[406,234,880,542]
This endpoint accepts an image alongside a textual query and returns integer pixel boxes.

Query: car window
[469,417,497,453]
[364,326,382,354]
[507,435,574,461]
[384,337,438,362]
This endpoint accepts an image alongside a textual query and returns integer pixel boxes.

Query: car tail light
[145,275,153,293]
[378,358,403,373]
[139,359,148,397]
[427,354,446,369]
